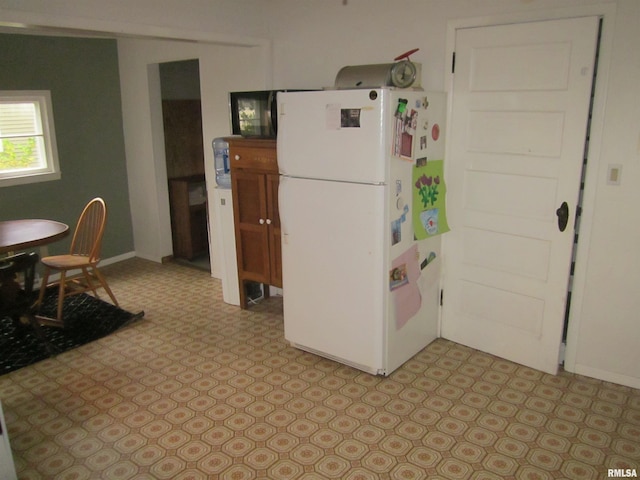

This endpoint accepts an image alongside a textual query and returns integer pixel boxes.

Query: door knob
[266,219,272,225]
[259,218,265,225]
[556,202,569,232]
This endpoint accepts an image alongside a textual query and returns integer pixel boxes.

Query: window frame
[0,90,61,187]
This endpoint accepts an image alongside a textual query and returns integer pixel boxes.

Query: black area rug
[0,290,144,376]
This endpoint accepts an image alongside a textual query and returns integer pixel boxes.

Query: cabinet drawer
[229,139,277,172]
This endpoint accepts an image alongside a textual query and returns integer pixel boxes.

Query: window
[0,91,60,187]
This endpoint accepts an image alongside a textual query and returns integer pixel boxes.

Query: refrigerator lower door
[279,176,386,374]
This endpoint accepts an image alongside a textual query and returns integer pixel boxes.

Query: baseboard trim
[572,364,640,390]
[35,251,137,288]
[101,251,137,266]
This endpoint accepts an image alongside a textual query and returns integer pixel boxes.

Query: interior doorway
[159,59,210,272]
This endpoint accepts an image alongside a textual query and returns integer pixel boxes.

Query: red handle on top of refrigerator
[394,48,419,62]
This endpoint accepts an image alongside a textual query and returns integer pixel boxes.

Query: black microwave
[229,90,312,138]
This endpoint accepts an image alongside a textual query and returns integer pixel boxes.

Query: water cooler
[213,138,231,188]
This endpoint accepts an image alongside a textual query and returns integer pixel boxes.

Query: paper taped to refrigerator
[413,160,450,239]
[390,244,421,330]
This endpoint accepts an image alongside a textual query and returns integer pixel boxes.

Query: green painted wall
[0,33,134,258]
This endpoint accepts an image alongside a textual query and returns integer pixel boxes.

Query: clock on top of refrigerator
[390,60,417,88]
[390,48,420,88]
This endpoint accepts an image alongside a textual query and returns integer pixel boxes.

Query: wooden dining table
[0,219,69,255]
[0,219,69,331]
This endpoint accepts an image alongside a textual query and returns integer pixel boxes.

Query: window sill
[0,171,61,188]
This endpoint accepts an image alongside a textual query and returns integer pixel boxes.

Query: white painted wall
[565,0,640,387]
[267,0,617,91]
[117,37,269,271]
[0,0,638,388]
[0,0,270,41]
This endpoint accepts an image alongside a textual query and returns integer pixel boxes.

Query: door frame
[443,3,616,374]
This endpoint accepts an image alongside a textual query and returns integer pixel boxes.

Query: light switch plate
[607,164,622,185]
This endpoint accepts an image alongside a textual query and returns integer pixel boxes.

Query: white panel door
[442,17,599,374]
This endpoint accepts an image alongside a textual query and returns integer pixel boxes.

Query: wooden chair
[37,197,118,326]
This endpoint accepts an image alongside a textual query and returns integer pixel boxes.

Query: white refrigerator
[277,88,447,375]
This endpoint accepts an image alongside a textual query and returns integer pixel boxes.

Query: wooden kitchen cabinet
[228,138,282,308]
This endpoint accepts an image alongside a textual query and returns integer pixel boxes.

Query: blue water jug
[213,138,231,188]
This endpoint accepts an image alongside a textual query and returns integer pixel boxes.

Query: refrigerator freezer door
[277,89,388,184]
[279,176,386,373]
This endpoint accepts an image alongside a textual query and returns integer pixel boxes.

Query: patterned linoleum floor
[1,257,639,479]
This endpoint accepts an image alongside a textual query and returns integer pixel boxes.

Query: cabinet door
[267,173,282,287]
[232,170,270,283]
